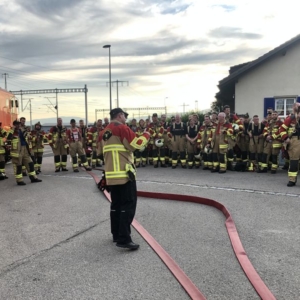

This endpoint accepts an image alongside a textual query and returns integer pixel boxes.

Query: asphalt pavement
[0,146,299,300]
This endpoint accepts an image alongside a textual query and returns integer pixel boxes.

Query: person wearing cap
[6,120,42,185]
[147,113,167,168]
[31,122,46,174]
[0,122,9,180]
[66,119,92,172]
[48,118,69,172]
[98,108,150,250]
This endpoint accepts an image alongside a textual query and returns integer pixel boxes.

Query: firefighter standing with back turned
[98,108,150,250]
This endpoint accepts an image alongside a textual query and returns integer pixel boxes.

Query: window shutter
[263,97,274,117]
[297,97,300,103]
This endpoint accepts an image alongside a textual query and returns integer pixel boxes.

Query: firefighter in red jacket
[98,108,150,250]
[66,119,92,172]
[147,113,166,168]
[279,105,300,186]
[223,105,244,170]
[208,112,233,173]
[258,111,283,173]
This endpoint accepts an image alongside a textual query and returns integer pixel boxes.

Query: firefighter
[258,111,283,173]
[199,115,214,170]
[160,113,171,165]
[31,122,45,174]
[186,118,200,168]
[88,119,103,168]
[19,117,31,176]
[6,120,42,185]
[67,119,92,172]
[147,113,166,168]
[78,119,89,166]
[235,116,249,170]
[209,112,233,173]
[98,108,150,250]
[279,104,300,186]
[223,105,244,170]
[170,114,187,168]
[135,119,148,167]
[48,118,69,172]
[0,122,8,180]
[247,115,265,171]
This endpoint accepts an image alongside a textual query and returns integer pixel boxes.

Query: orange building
[0,88,18,128]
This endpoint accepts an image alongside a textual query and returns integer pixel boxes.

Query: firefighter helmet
[204,146,212,154]
[232,123,239,131]
[155,139,164,147]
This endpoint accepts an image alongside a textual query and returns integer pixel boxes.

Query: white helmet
[155,139,164,147]
[139,146,146,152]
[194,153,201,159]
[204,146,212,154]
[232,123,239,131]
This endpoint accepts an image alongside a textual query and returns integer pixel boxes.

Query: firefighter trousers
[110,180,137,243]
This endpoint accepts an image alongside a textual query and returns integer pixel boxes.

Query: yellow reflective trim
[288,172,297,176]
[104,144,128,152]
[130,136,147,149]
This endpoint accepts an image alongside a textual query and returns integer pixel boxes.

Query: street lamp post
[103,45,112,111]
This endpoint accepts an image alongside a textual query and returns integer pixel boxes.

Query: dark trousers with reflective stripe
[110,180,137,243]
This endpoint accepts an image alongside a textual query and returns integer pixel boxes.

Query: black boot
[287,181,296,187]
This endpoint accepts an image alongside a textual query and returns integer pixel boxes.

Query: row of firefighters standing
[1,105,300,187]
[0,117,110,184]
[127,106,300,186]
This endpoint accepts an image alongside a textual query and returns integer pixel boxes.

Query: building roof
[219,33,300,87]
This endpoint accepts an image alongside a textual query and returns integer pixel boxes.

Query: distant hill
[32,116,83,125]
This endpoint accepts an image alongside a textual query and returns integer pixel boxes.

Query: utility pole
[180,103,189,114]
[23,98,33,129]
[111,80,129,107]
[2,73,9,90]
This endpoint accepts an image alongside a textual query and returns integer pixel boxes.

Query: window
[275,98,296,117]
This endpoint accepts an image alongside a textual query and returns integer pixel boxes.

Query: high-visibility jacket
[147,122,164,144]
[199,123,214,149]
[279,115,300,140]
[263,119,283,142]
[0,128,7,155]
[48,126,68,148]
[98,120,150,185]
[209,121,233,147]
[6,129,24,158]
[31,129,45,153]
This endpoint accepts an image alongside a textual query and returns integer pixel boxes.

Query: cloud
[212,4,236,12]
[209,27,263,40]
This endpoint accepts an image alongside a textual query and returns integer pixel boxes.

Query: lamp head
[103,45,111,48]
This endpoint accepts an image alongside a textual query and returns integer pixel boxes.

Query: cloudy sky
[0,0,299,122]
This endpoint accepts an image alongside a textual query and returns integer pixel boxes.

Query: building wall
[235,41,300,120]
[0,89,18,127]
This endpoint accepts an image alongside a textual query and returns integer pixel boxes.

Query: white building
[216,34,300,119]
